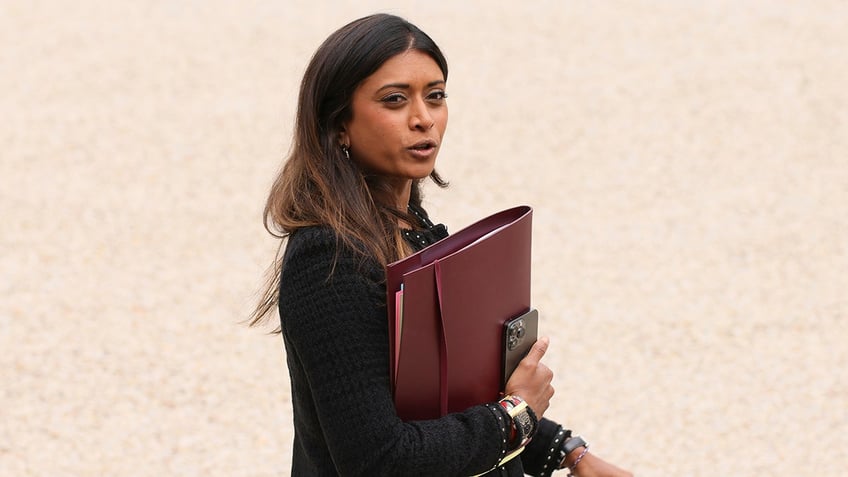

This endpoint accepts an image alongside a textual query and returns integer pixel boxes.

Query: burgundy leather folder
[386,205,532,421]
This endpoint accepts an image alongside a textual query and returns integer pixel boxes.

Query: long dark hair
[249,14,449,328]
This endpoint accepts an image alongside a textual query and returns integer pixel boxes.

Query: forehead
[359,50,445,89]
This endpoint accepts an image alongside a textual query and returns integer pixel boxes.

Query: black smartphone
[501,309,539,390]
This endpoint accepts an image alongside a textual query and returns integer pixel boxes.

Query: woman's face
[342,50,448,188]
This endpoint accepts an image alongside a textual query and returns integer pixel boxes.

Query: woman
[251,13,633,477]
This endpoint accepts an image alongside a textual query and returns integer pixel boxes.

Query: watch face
[516,411,532,432]
[513,408,537,447]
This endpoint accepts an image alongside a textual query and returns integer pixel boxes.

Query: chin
[412,170,436,180]
[411,163,438,180]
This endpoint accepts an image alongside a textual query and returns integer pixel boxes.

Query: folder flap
[392,264,442,420]
[419,205,531,264]
[387,206,531,286]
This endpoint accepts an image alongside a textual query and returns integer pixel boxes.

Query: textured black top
[278,208,567,476]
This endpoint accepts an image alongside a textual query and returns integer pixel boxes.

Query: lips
[408,139,437,151]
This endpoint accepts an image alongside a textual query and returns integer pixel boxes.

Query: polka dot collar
[401,204,448,252]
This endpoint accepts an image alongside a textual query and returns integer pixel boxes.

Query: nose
[409,99,435,131]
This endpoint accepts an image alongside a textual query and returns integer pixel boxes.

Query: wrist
[557,435,589,470]
[498,394,539,449]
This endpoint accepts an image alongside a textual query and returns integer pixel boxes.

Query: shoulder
[283,226,338,265]
[278,226,386,340]
[281,226,383,291]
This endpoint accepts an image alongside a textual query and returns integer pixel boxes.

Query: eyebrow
[376,80,446,92]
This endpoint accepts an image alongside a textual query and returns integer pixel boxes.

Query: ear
[338,127,349,148]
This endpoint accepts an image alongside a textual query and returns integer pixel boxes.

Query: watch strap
[498,395,539,448]
[558,435,588,469]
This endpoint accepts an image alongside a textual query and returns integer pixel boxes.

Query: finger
[522,336,550,364]
[537,363,553,384]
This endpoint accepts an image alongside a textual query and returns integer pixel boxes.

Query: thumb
[523,336,550,364]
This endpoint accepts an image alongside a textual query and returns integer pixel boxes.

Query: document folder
[386,205,533,421]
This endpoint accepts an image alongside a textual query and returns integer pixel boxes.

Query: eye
[427,90,448,102]
[380,93,407,105]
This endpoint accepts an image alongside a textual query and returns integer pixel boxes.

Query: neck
[388,178,413,211]
[383,178,412,228]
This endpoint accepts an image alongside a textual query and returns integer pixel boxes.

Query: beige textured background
[2,1,846,476]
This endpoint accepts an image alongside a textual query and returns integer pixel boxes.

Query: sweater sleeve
[520,418,569,476]
[279,228,508,476]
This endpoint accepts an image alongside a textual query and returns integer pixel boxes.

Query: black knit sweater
[278,213,567,476]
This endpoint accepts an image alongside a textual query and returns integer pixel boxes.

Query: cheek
[353,111,397,145]
[435,112,449,138]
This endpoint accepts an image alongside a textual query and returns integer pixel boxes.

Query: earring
[341,144,350,160]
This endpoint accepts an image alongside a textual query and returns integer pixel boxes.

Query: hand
[504,336,554,418]
[568,451,633,477]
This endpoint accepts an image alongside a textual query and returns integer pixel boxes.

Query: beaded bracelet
[567,444,590,475]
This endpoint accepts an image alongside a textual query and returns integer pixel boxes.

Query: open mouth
[409,140,437,151]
